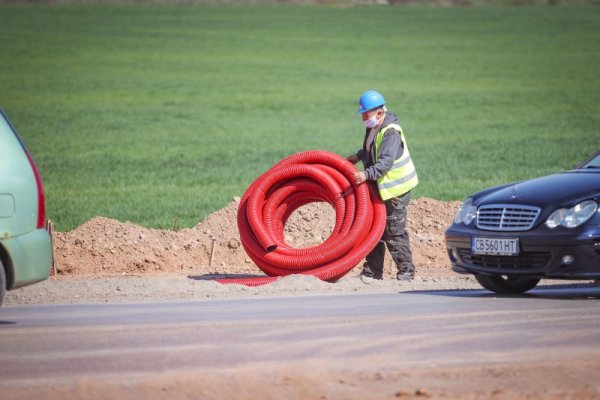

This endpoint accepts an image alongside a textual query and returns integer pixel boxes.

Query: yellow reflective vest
[374,123,418,200]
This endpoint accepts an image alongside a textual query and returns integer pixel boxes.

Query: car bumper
[1,228,52,290]
[445,226,600,279]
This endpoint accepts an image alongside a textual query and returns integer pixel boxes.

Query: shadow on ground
[410,282,600,300]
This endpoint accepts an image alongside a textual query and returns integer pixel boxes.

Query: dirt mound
[52,197,461,280]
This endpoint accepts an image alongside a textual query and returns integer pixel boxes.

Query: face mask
[363,115,379,128]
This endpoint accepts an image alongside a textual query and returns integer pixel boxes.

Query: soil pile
[52,197,461,280]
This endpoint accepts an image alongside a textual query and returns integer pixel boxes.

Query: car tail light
[24,150,46,229]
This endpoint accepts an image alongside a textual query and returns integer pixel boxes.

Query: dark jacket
[356,112,404,181]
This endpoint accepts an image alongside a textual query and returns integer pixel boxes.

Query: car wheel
[0,260,5,307]
[475,274,540,294]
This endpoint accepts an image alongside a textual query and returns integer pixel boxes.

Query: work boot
[360,264,382,284]
[396,262,415,281]
[396,271,415,281]
[360,274,383,284]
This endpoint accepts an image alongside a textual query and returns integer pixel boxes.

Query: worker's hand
[346,154,359,165]
[353,171,367,184]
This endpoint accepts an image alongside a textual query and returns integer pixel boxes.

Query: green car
[0,109,53,306]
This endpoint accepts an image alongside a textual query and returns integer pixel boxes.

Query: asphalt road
[2,286,600,399]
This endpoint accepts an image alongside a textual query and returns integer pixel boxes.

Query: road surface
[1,286,600,399]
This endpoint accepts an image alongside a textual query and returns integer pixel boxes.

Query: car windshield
[580,153,600,169]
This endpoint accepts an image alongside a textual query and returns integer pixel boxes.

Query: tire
[475,274,540,294]
[0,260,5,307]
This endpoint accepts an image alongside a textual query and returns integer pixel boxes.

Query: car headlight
[453,198,478,225]
[545,200,598,229]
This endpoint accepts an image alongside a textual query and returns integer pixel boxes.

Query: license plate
[472,237,519,256]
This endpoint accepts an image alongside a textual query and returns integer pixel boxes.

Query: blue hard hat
[356,90,385,114]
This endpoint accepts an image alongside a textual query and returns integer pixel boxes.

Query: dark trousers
[364,191,414,278]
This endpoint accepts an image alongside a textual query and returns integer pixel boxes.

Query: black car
[445,150,600,294]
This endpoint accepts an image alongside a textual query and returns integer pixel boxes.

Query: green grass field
[1,3,598,231]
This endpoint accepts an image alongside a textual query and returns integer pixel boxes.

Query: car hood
[476,171,600,207]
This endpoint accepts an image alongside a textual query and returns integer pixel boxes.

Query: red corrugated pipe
[217,150,386,286]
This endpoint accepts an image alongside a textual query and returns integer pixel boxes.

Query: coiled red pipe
[217,150,386,286]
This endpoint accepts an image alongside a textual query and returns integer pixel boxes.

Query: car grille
[458,249,551,270]
[476,204,541,231]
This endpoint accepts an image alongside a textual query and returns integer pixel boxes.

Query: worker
[347,90,419,282]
